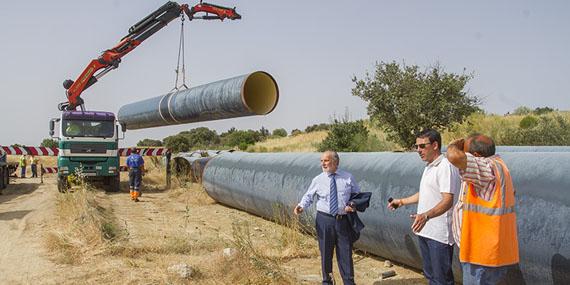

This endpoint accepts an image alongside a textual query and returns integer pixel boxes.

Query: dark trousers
[418,235,454,285]
[31,164,37,178]
[316,211,355,285]
[129,168,142,191]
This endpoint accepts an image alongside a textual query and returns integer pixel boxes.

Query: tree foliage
[290,129,302,136]
[162,127,219,153]
[178,127,220,148]
[500,115,570,145]
[40,138,58,148]
[512,106,532,116]
[272,128,288,137]
[533,106,555,115]
[136,138,163,147]
[352,61,480,148]
[163,135,190,153]
[305,123,329,133]
[221,130,263,150]
[318,119,369,152]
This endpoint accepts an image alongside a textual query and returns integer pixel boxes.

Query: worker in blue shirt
[294,150,361,285]
[126,148,145,202]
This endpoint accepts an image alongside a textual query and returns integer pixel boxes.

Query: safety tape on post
[41,167,58,174]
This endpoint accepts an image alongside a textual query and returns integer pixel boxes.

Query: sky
[1,0,569,147]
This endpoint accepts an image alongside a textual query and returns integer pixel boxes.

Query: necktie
[329,173,338,216]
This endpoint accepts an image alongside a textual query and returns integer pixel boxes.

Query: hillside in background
[247,111,570,153]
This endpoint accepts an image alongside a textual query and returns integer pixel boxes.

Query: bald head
[466,134,496,157]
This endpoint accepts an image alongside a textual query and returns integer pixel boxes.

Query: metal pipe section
[117,71,279,130]
[202,152,570,284]
[495,146,570,152]
[441,146,570,153]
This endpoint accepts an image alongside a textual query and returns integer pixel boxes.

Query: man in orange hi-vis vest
[447,134,519,285]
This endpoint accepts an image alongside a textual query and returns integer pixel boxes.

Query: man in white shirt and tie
[294,150,361,285]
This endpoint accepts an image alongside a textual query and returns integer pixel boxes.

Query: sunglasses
[414,143,432,149]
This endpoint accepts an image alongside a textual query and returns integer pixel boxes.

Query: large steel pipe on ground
[118,71,279,129]
[202,152,570,284]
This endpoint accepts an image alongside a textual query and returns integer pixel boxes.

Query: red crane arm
[60,1,240,111]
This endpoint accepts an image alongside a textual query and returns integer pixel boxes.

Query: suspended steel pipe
[202,152,570,284]
[117,71,279,129]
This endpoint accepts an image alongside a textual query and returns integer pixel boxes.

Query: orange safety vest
[459,157,519,266]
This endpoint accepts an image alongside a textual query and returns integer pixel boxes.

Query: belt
[318,211,347,220]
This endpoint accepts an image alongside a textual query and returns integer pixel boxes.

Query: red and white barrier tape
[41,167,58,174]
[1,146,58,156]
[1,146,169,157]
[118,148,168,157]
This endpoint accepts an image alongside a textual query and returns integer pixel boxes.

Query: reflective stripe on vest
[463,203,515,215]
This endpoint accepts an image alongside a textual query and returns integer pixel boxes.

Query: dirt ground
[0,171,427,285]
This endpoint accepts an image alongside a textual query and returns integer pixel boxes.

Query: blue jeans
[129,168,142,191]
[418,235,454,285]
[461,262,508,285]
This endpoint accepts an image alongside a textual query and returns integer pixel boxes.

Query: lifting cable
[171,13,189,92]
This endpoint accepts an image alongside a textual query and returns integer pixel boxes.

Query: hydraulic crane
[58,1,241,111]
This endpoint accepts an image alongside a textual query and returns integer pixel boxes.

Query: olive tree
[352,61,480,148]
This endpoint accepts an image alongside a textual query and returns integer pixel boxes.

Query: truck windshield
[62,120,115,138]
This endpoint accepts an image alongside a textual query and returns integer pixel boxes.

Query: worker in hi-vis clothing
[126,148,145,202]
[19,154,27,178]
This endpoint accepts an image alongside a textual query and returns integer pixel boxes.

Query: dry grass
[45,186,119,264]
[443,111,570,144]
[442,112,522,144]
[248,131,328,152]
[247,112,570,154]
[205,220,296,285]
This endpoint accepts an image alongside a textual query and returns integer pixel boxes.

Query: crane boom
[59,1,240,111]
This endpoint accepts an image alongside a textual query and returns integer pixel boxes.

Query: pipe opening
[243,71,279,115]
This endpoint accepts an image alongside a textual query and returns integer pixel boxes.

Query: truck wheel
[57,175,69,193]
[106,175,120,193]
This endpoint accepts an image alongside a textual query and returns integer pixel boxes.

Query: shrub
[519,115,538,129]
[222,130,263,149]
[500,115,570,145]
[272,128,287,137]
[512,106,532,115]
[41,138,58,148]
[136,139,163,147]
[304,123,329,133]
[290,129,302,136]
[318,119,369,152]
[163,135,190,153]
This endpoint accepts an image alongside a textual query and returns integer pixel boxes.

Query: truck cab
[50,111,124,192]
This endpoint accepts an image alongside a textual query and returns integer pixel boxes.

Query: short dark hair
[467,134,495,157]
[416,129,442,150]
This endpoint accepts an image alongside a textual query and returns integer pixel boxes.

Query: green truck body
[51,110,122,192]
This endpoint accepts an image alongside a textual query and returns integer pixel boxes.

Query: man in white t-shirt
[388,129,460,285]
